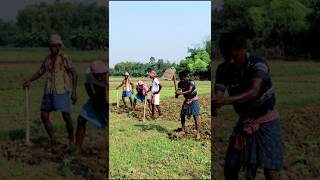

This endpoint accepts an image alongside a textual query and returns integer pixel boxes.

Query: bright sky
[109,1,211,68]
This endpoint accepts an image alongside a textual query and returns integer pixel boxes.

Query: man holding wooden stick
[133,81,151,112]
[23,34,78,145]
[116,71,133,108]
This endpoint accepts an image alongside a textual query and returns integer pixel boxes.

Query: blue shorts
[79,100,107,128]
[41,92,70,113]
[134,94,150,103]
[122,91,132,97]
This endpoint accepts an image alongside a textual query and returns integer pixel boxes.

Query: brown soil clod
[0,132,107,179]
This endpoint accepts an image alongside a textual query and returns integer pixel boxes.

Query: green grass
[1,52,320,179]
[109,113,211,179]
[0,48,107,179]
[109,76,211,103]
[0,47,107,62]
[109,76,211,179]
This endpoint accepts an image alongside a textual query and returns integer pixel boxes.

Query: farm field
[1,47,319,179]
[109,77,211,179]
[0,48,108,179]
[212,60,320,179]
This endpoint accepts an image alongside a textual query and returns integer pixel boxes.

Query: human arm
[116,80,124,89]
[85,83,105,113]
[130,81,134,94]
[214,60,269,107]
[176,84,192,95]
[67,67,78,104]
[23,62,46,88]
[212,78,263,108]
[153,83,162,94]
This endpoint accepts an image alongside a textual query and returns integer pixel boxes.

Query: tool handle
[25,87,30,145]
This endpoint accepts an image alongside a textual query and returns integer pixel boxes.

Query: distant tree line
[213,0,320,60]
[110,39,211,79]
[0,2,108,50]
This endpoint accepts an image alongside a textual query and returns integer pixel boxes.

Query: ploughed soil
[212,105,320,179]
[111,96,211,141]
[0,129,108,179]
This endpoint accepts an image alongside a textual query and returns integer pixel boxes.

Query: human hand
[71,92,77,104]
[212,97,226,109]
[23,80,31,89]
[175,90,183,95]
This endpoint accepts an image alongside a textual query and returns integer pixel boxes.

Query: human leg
[75,116,87,152]
[40,110,56,144]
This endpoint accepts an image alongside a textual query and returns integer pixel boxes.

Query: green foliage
[1,2,107,50]
[180,40,211,79]
[214,0,320,59]
[112,58,177,77]
[0,19,17,46]
[111,39,211,79]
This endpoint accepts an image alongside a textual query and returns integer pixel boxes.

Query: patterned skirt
[181,99,200,116]
[225,119,283,179]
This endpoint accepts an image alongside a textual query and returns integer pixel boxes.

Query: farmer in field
[75,60,107,152]
[148,71,162,119]
[213,32,283,180]
[23,34,78,145]
[133,80,151,111]
[175,71,201,140]
[116,71,133,108]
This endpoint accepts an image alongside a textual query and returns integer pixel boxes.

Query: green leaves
[181,42,211,79]
[6,2,108,49]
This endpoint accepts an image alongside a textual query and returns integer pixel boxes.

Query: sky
[109,1,211,68]
[0,0,105,20]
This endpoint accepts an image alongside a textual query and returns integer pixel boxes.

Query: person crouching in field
[212,32,283,180]
[23,34,78,145]
[148,71,162,119]
[116,71,133,108]
[75,60,107,152]
[133,81,151,111]
[175,71,201,140]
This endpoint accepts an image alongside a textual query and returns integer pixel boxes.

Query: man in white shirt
[148,71,162,119]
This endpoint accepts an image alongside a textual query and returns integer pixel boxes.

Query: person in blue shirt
[213,32,283,180]
[175,70,201,140]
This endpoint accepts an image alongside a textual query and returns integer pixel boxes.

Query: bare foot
[195,133,201,140]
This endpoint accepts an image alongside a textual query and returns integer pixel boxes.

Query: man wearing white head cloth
[116,71,133,108]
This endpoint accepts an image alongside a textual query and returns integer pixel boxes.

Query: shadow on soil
[134,124,169,133]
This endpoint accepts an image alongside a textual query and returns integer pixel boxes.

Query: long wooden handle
[25,88,30,145]
[143,95,147,122]
[116,90,119,108]
[173,74,177,91]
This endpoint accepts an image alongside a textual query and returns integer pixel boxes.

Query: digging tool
[143,95,147,122]
[25,87,30,145]
[116,89,119,108]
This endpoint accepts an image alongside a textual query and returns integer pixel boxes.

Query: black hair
[178,70,189,79]
[218,32,247,60]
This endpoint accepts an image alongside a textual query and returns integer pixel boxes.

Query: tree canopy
[213,0,320,59]
[0,2,108,50]
[110,39,211,79]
